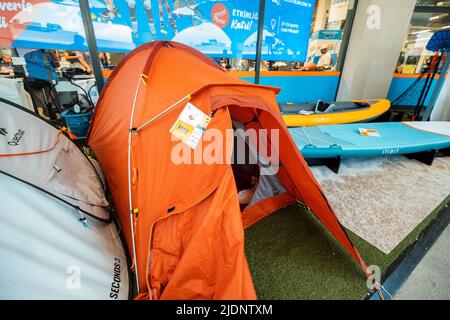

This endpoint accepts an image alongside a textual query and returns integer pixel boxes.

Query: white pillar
[337,0,417,100]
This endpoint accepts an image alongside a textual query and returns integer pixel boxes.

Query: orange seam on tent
[242,193,296,229]
[0,130,63,158]
[60,127,78,140]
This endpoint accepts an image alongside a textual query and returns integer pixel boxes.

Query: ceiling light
[429,15,441,21]
[411,29,431,35]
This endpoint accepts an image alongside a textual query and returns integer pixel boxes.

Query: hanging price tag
[170,102,211,149]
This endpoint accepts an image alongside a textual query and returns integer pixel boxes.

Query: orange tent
[88,41,368,300]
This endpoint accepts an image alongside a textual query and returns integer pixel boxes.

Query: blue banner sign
[262,0,314,61]
[1,0,315,61]
[88,0,260,56]
[89,0,314,61]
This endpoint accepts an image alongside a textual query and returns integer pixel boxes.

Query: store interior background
[1,0,449,123]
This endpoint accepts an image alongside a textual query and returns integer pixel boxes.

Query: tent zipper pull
[77,210,89,229]
[131,208,139,218]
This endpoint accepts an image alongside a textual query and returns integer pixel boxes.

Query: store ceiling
[416,0,450,6]
[406,11,449,43]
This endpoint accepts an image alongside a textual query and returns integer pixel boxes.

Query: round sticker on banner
[211,3,229,29]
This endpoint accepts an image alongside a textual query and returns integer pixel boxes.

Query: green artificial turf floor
[244,195,450,300]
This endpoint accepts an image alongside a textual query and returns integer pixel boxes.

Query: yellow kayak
[281,99,391,127]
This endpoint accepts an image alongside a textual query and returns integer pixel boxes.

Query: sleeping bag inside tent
[88,41,369,300]
[0,98,130,300]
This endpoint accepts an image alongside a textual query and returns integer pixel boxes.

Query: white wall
[337,0,417,100]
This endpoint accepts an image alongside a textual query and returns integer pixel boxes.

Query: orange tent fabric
[88,41,368,300]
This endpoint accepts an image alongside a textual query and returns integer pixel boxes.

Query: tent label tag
[170,102,211,149]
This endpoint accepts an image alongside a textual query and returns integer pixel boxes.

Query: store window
[300,0,352,72]
[396,9,449,74]
[223,0,354,72]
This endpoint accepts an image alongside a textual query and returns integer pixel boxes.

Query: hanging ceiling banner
[88,0,314,61]
[88,0,259,56]
[1,0,314,61]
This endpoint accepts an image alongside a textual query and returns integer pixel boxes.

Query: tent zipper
[145,185,219,300]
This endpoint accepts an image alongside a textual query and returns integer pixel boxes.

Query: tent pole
[254,0,266,84]
[127,77,143,294]
[422,52,450,121]
[79,0,105,94]
[134,94,192,132]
